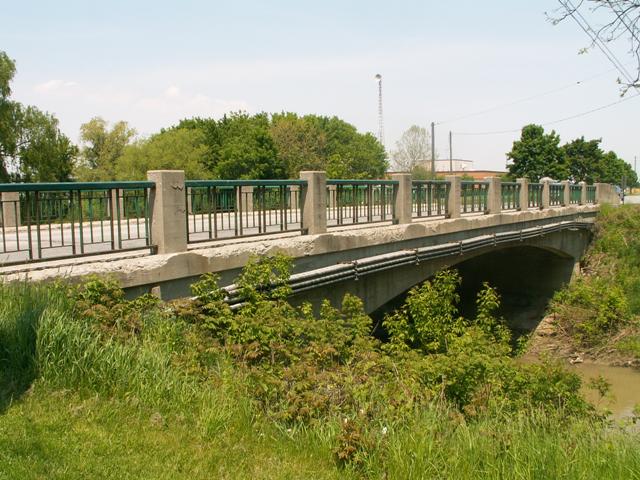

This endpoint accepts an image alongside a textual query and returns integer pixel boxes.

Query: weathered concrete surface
[1,206,598,303]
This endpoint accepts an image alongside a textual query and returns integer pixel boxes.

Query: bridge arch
[289,227,591,332]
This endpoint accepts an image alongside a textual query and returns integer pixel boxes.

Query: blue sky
[2,0,639,171]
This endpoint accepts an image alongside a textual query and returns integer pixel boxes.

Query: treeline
[507,124,637,186]
[1,52,386,183]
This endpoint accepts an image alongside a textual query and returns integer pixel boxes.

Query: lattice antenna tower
[374,74,385,147]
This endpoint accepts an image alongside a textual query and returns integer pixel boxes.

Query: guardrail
[0,181,154,265]
[549,183,565,206]
[326,179,396,227]
[501,182,521,211]
[569,184,582,204]
[0,172,613,267]
[185,180,306,242]
[528,183,543,209]
[461,181,489,214]
[412,180,449,218]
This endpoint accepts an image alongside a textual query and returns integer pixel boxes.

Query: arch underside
[289,229,591,331]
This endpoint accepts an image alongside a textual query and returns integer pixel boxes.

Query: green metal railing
[0,181,154,265]
[501,182,521,210]
[549,183,564,206]
[569,185,582,204]
[461,181,489,214]
[528,183,543,208]
[185,180,306,242]
[586,185,597,204]
[327,179,397,227]
[412,180,450,218]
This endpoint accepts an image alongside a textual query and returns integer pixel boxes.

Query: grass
[1,262,640,478]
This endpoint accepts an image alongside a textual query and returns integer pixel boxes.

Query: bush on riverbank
[1,255,638,478]
[550,205,640,354]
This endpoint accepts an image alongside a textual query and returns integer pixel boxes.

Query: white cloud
[34,79,78,93]
[164,85,181,98]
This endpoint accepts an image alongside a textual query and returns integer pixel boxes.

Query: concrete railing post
[147,170,188,254]
[239,186,254,213]
[391,173,412,224]
[485,177,502,214]
[541,178,551,209]
[595,182,621,205]
[445,175,461,219]
[561,180,571,206]
[1,192,21,228]
[516,178,529,211]
[299,171,327,235]
[578,181,587,205]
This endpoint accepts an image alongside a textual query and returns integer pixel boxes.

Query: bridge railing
[326,179,396,227]
[500,182,521,211]
[461,181,489,214]
[412,180,449,218]
[0,170,617,266]
[185,179,306,243]
[0,181,154,265]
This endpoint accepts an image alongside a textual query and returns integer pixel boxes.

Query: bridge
[0,171,620,327]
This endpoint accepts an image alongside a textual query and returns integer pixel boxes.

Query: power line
[453,92,640,136]
[437,64,621,125]
[560,0,640,90]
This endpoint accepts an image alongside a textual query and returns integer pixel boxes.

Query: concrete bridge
[0,170,621,327]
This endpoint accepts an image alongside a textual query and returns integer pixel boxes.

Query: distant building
[388,158,506,179]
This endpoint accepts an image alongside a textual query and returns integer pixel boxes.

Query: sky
[2,0,639,172]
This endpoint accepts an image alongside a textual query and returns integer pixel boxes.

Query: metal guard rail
[220,219,594,308]
[184,179,305,242]
[0,181,155,265]
[326,179,396,227]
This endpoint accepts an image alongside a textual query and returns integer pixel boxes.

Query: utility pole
[431,122,436,174]
[449,130,453,172]
[374,74,384,148]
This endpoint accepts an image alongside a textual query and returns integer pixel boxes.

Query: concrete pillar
[541,178,551,209]
[299,171,327,235]
[238,186,254,213]
[110,189,125,219]
[517,178,529,211]
[578,181,587,205]
[147,170,188,254]
[561,180,571,206]
[445,175,461,219]
[485,177,502,214]
[391,173,412,224]
[1,192,20,228]
[595,183,621,205]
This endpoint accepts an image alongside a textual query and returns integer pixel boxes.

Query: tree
[562,136,604,183]
[552,1,640,93]
[391,125,432,172]
[269,113,326,177]
[16,107,76,182]
[0,51,76,182]
[506,124,569,181]
[115,128,212,180]
[75,117,136,181]
[597,150,638,186]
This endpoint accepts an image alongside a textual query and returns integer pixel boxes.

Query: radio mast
[374,74,385,147]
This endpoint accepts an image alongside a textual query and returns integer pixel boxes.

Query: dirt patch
[524,313,640,368]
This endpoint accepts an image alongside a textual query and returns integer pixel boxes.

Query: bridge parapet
[0,171,619,266]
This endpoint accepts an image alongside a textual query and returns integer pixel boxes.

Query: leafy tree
[562,136,604,183]
[269,112,326,177]
[0,51,76,182]
[507,124,568,181]
[391,125,432,172]
[304,115,387,179]
[16,107,76,182]
[75,117,136,181]
[597,150,638,187]
[115,128,211,180]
